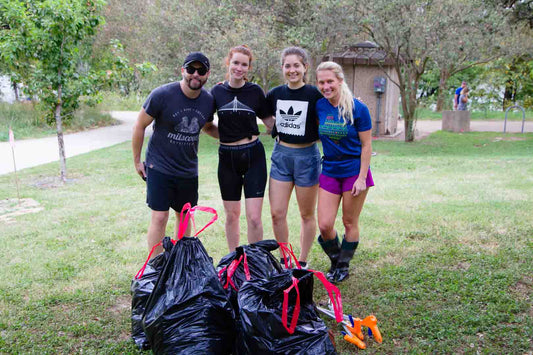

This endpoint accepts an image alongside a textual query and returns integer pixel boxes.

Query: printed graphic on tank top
[275,100,308,136]
[218,97,256,119]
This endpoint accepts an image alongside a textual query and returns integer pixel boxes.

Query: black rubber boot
[318,234,341,281]
[332,236,358,283]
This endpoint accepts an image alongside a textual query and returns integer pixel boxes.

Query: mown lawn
[0,131,532,354]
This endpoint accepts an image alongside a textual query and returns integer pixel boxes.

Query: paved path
[384,119,533,140]
[1,111,531,176]
[0,111,141,175]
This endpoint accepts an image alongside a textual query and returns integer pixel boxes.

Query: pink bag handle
[136,203,217,278]
[134,239,178,279]
[218,253,251,291]
[310,270,343,322]
[280,270,344,333]
[176,203,193,239]
[189,206,218,237]
[278,242,301,269]
[281,276,301,334]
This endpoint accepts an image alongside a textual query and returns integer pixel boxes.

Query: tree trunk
[55,83,67,183]
[436,68,450,112]
[11,80,19,102]
[503,79,516,110]
[260,69,269,94]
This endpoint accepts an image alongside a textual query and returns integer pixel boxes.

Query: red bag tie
[310,270,343,322]
[280,270,344,333]
[242,252,251,281]
[278,242,301,269]
[135,241,167,279]
[219,252,251,291]
[191,206,218,237]
[176,203,193,239]
[281,276,301,334]
[136,203,218,279]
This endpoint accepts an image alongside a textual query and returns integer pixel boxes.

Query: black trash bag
[238,269,338,355]
[142,236,236,355]
[217,240,284,355]
[130,236,174,350]
[217,239,283,313]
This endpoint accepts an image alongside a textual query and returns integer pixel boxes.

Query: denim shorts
[146,167,198,211]
[270,142,321,187]
[319,169,374,195]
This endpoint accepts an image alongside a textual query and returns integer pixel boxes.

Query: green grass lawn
[0,131,532,354]
[0,102,118,142]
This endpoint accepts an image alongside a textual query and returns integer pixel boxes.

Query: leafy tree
[430,1,506,111]
[1,0,105,182]
[359,0,508,141]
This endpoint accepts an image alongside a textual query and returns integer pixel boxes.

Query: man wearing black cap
[132,52,218,254]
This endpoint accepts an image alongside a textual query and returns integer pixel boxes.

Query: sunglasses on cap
[185,65,208,76]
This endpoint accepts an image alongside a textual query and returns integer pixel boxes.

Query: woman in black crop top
[265,47,323,269]
[211,45,274,251]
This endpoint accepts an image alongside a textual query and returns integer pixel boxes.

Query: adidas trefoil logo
[279,106,302,122]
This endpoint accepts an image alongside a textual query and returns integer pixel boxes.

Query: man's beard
[186,77,206,91]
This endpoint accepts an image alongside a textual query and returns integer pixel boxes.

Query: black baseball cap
[183,52,210,70]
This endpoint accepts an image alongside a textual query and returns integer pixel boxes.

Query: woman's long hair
[316,61,354,124]
[225,45,253,81]
[281,46,310,83]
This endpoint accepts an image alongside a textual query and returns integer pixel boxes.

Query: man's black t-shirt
[211,81,269,143]
[143,82,215,177]
[266,84,322,144]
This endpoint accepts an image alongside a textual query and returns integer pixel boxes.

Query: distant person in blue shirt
[457,87,469,111]
[454,81,467,110]
[315,61,374,283]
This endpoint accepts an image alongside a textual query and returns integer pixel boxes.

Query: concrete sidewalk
[0,111,141,175]
[386,119,533,141]
[1,111,531,176]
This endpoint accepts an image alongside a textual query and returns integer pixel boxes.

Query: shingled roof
[323,41,395,66]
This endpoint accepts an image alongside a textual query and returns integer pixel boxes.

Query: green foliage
[0,0,107,122]
[0,102,117,141]
[93,39,157,96]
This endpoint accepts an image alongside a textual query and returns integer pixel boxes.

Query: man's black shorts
[146,167,198,211]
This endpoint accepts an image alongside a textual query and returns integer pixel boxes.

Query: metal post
[374,93,382,136]
[504,105,526,133]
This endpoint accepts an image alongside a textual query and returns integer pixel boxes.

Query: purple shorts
[319,169,374,195]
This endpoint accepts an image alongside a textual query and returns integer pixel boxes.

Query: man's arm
[454,94,459,110]
[132,108,154,180]
[202,121,219,139]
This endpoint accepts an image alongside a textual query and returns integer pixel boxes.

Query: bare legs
[318,188,368,242]
[269,177,318,263]
[317,187,369,282]
[147,210,191,258]
[224,197,264,251]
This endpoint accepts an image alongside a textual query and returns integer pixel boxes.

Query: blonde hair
[281,46,310,83]
[316,61,354,124]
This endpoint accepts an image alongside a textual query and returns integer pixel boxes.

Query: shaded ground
[0,198,43,224]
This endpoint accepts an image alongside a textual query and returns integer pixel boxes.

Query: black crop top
[266,84,322,144]
[211,81,269,143]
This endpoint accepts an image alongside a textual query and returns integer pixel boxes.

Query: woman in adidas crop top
[265,46,323,269]
[211,45,274,251]
[315,61,374,284]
